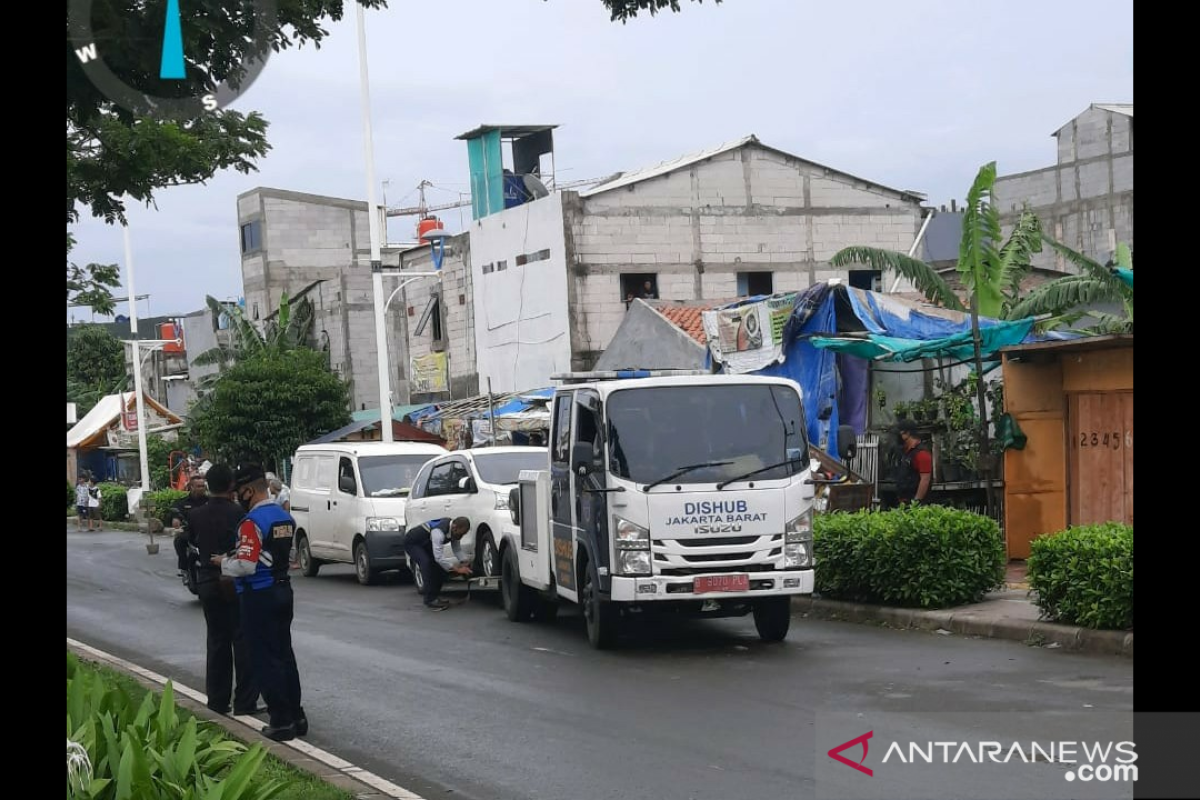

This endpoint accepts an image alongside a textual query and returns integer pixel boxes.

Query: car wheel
[410,556,425,594]
[297,533,320,577]
[354,540,377,586]
[478,531,500,577]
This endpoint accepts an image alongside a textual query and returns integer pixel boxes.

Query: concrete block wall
[996,106,1133,275]
[573,143,921,354]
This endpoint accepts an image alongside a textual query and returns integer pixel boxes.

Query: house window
[737,272,773,297]
[431,296,444,341]
[849,270,881,291]
[620,273,658,304]
[240,220,262,253]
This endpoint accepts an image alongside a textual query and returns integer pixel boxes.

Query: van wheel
[354,540,378,586]
[582,559,617,649]
[501,546,535,622]
[410,556,425,594]
[753,598,792,642]
[297,533,321,577]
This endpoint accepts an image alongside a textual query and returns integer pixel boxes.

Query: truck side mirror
[339,474,357,495]
[571,442,595,475]
[509,487,521,525]
[837,424,857,462]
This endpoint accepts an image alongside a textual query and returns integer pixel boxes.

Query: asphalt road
[67,529,1133,800]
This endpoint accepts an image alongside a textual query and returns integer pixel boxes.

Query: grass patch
[69,653,352,800]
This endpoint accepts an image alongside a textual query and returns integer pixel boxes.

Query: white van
[290,441,448,585]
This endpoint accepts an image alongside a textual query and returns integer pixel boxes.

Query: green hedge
[814,504,1007,608]
[145,489,188,527]
[67,653,284,800]
[97,483,128,522]
[1027,522,1133,630]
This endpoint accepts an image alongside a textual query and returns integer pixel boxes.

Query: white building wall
[469,193,572,394]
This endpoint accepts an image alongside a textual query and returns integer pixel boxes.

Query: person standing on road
[86,477,103,531]
[75,476,92,531]
[894,419,933,506]
[266,473,291,512]
[190,463,261,717]
[171,474,209,578]
[403,517,472,610]
[220,464,306,742]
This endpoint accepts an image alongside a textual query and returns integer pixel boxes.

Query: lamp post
[122,225,152,495]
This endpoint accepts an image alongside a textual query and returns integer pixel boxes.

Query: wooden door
[1068,392,1133,527]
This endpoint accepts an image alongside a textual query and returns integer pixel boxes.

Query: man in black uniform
[191,464,261,716]
[172,473,209,576]
[403,517,472,610]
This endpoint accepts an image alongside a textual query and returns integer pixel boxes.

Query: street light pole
[355,2,394,442]
[123,224,151,493]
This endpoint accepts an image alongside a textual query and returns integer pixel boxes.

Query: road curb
[791,597,1132,657]
[67,639,427,800]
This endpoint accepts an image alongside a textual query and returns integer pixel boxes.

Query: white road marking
[66,637,426,800]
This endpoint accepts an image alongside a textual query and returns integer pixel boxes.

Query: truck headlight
[617,549,652,575]
[784,511,813,567]
[494,491,510,510]
[366,517,401,532]
[614,517,649,550]
[785,511,813,544]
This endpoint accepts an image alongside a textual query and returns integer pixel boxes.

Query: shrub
[68,480,75,508]
[1027,522,1133,630]
[97,483,128,522]
[814,504,1006,608]
[144,489,188,527]
[67,653,285,800]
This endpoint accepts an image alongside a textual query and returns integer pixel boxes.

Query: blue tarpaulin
[710,283,1076,461]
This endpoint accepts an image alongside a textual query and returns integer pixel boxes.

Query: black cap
[897,418,919,435]
[234,464,266,489]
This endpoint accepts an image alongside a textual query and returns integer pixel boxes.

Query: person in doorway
[172,473,209,577]
[191,464,261,717]
[86,477,103,531]
[403,517,472,610]
[75,476,92,531]
[895,419,933,505]
[220,464,305,742]
[641,280,657,300]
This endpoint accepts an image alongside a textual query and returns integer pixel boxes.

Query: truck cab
[501,370,817,649]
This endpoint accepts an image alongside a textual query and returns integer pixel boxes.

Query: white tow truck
[498,370,822,649]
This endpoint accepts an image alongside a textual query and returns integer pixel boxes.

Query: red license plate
[693,574,750,594]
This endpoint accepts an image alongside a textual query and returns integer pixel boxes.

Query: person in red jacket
[895,419,933,505]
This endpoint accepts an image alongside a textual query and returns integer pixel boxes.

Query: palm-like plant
[830,161,1043,319]
[1008,241,1132,334]
[191,292,316,393]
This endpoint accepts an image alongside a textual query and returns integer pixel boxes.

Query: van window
[294,457,315,490]
[410,461,433,500]
[315,456,335,490]
[337,457,357,495]
[425,461,459,497]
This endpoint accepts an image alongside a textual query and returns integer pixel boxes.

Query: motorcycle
[180,537,201,597]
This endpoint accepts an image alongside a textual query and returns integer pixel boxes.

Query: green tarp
[1113,268,1133,289]
[809,318,1035,364]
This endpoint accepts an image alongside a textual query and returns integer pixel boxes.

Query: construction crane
[384,174,620,218]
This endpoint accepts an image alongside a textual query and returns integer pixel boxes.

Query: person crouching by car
[403,517,472,610]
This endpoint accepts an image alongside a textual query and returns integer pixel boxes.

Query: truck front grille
[651,534,783,575]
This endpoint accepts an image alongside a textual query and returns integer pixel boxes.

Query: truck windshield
[358,455,436,497]
[473,451,547,485]
[606,384,808,486]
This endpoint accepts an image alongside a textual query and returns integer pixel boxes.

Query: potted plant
[142,496,160,555]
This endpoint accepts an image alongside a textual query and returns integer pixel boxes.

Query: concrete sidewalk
[792,587,1132,657]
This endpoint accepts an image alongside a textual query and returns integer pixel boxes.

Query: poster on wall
[702,293,797,373]
[410,352,448,394]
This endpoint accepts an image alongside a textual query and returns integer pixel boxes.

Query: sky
[67,0,1133,324]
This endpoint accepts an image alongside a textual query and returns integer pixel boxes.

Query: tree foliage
[1010,240,1133,334]
[600,0,722,21]
[192,293,317,394]
[187,348,350,469]
[67,324,129,418]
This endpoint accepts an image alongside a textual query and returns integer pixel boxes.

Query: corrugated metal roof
[454,124,558,141]
[580,134,924,201]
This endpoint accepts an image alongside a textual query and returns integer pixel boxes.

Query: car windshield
[472,451,547,485]
[606,384,808,485]
[358,455,437,497]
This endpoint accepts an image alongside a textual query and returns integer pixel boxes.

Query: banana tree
[1009,241,1132,334]
[191,292,316,393]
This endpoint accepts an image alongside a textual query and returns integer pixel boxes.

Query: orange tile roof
[652,301,728,344]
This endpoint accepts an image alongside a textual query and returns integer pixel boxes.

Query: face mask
[239,491,253,512]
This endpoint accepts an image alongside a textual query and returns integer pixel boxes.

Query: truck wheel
[501,546,536,622]
[753,598,792,642]
[354,540,378,586]
[297,533,321,577]
[582,560,617,649]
